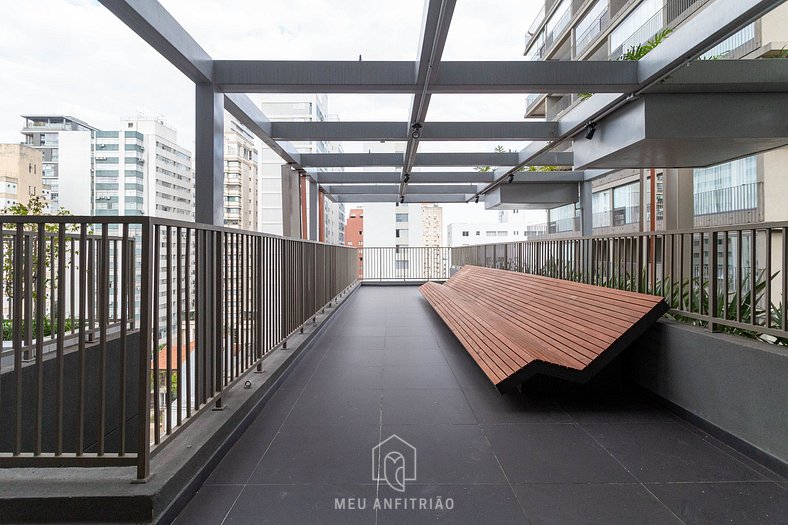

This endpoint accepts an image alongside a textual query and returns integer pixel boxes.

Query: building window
[613,182,640,226]
[693,156,757,216]
[475,231,480,236]
[461,231,469,237]
[592,189,612,228]
[395,213,408,222]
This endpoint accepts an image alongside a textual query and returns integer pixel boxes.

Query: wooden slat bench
[420,265,669,392]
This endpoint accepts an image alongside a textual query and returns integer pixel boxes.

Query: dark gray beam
[213,60,640,93]
[98,0,212,84]
[300,152,521,168]
[321,184,479,195]
[270,121,558,141]
[224,93,302,167]
[648,59,788,93]
[307,171,495,184]
[471,0,784,202]
[194,85,224,225]
[334,194,469,203]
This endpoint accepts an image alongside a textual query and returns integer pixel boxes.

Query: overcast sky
[0,0,547,227]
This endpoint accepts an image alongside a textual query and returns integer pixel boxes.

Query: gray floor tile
[464,387,573,424]
[173,484,242,524]
[376,484,526,525]
[584,421,767,483]
[513,483,682,525]
[308,364,384,390]
[382,388,476,425]
[286,387,382,425]
[247,424,381,485]
[380,424,508,484]
[383,365,459,389]
[382,346,448,367]
[647,481,788,525]
[384,335,440,350]
[482,423,636,483]
[224,484,377,525]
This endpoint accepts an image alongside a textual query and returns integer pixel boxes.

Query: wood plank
[420,266,669,392]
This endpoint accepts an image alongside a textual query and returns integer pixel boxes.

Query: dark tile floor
[174,286,787,525]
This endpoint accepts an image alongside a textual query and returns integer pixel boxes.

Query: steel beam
[270,121,558,141]
[300,152,521,168]
[321,184,479,195]
[98,0,212,83]
[334,194,469,203]
[212,60,641,94]
[471,0,783,201]
[402,0,458,198]
[307,171,496,184]
[224,93,302,168]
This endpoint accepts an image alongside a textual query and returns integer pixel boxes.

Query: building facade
[345,207,364,278]
[224,116,259,230]
[447,222,530,247]
[257,94,345,243]
[523,0,788,237]
[21,115,95,214]
[0,144,45,209]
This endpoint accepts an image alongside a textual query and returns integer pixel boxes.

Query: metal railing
[361,247,451,282]
[452,223,788,344]
[0,215,357,478]
[574,7,609,55]
[609,0,709,59]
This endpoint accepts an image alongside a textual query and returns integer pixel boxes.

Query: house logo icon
[372,434,417,492]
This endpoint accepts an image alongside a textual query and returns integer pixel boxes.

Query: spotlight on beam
[474,195,479,204]
[410,123,422,140]
[403,173,410,183]
[585,122,597,140]
[400,196,405,204]
[508,173,515,183]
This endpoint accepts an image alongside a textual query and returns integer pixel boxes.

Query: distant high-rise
[257,94,345,243]
[0,143,45,209]
[223,116,259,230]
[21,115,96,214]
[345,207,364,278]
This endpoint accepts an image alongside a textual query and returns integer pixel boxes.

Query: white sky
[0,0,547,227]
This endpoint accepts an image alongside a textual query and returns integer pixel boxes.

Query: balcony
[0,218,786,523]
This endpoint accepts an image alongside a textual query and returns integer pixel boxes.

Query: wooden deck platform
[420,265,669,392]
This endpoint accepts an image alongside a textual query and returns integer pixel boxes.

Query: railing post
[709,230,719,332]
[136,219,153,481]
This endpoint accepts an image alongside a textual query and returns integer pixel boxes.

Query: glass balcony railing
[575,8,609,55]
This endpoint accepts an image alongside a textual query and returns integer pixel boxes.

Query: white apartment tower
[224,116,259,230]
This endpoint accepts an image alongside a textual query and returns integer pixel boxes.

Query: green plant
[578,28,673,101]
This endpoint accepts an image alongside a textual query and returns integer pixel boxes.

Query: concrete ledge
[0,283,359,524]
[628,319,788,476]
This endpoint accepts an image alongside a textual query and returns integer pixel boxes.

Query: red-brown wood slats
[420,265,669,392]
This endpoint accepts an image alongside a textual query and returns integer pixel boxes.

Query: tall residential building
[447,222,529,247]
[224,116,259,230]
[0,144,45,209]
[21,115,96,214]
[421,204,443,246]
[345,207,364,278]
[522,0,788,236]
[257,94,345,243]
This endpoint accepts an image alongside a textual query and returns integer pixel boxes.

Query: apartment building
[224,116,259,230]
[447,222,529,247]
[257,94,345,243]
[21,115,95,214]
[345,207,364,278]
[0,144,45,209]
[523,0,788,236]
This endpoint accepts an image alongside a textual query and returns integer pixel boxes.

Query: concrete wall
[628,320,788,465]
[0,333,141,455]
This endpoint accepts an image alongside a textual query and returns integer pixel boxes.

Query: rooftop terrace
[173,286,786,524]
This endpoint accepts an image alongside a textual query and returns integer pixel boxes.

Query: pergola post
[195,84,224,225]
[580,180,593,237]
[308,179,319,241]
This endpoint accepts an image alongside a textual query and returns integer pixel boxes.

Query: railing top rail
[452,222,788,249]
[0,214,357,249]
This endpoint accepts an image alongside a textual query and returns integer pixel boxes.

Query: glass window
[693,156,757,215]
[395,213,408,222]
[613,182,640,225]
[610,0,662,51]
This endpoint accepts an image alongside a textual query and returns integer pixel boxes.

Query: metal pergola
[100,0,787,231]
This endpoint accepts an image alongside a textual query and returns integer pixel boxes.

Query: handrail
[0,215,358,478]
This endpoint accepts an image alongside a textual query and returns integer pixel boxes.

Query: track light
[410,123,422,140]
[474,195,479,204]
[396,201,399,207]
[585,122,597,140]
[508,173,515,184]
[400,196,405,204]
[403,173,410,183]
